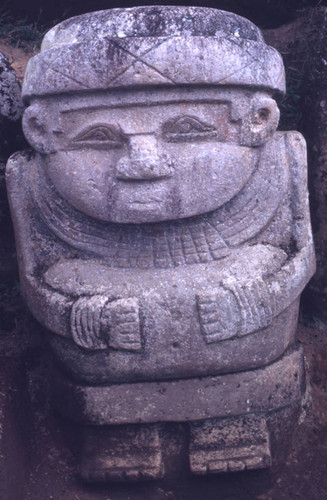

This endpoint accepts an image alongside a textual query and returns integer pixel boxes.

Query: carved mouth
[129,199,162,208]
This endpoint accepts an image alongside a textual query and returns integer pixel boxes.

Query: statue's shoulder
[6,150,36,190]
[266,131,307,187]
[6,151,37,225]
[276,130,307,166]
[281,132,308,194]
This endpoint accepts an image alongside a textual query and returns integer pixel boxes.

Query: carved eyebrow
[71,124,127,147]
[162,115,218,142]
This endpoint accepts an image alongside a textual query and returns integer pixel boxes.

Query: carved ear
[240,95,280,147]
[22,103,54,153]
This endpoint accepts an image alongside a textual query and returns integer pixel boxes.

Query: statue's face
[25,88,278,224]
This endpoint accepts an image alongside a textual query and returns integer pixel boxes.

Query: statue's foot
[189,415,271,474]
[81,423,164,482]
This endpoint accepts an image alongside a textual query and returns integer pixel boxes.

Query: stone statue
[6,6,315,481]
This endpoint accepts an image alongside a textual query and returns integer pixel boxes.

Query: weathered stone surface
[0,51,24,290]
[0,51,23,124]
[0,51,23,160]
[6,6,315,481]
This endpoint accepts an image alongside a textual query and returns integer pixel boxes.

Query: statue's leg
[80,423,164,482]
[188,415,271,475]
[52,344,304,480]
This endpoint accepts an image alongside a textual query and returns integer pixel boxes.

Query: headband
[22,6,285,101]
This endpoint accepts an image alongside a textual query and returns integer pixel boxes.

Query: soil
[0,41,37,84]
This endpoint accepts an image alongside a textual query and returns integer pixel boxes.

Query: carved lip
[129,199,162,208]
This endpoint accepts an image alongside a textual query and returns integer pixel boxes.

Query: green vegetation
[0,9,44,50]
[279,66,303,130]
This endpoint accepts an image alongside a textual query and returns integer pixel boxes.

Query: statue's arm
[6,153,141,352]
[21,273,142,352]
[6,153,74,338]
[197,132,316,342]
[262,131,316,314]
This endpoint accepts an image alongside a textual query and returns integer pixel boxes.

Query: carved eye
[71,125,126,148]
[163,116,218,142]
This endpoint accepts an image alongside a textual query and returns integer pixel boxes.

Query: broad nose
[116,135,173,180]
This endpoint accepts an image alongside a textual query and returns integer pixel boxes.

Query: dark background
[2,0,327,29]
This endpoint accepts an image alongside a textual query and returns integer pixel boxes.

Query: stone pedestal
[51,345,304,480]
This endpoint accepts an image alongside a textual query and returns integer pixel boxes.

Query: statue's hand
[102,297,142,352]
[196,287,241,343]
[70,296,141,351]
[197,276,274,343]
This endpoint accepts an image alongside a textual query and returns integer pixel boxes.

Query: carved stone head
[21,6,285,224]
